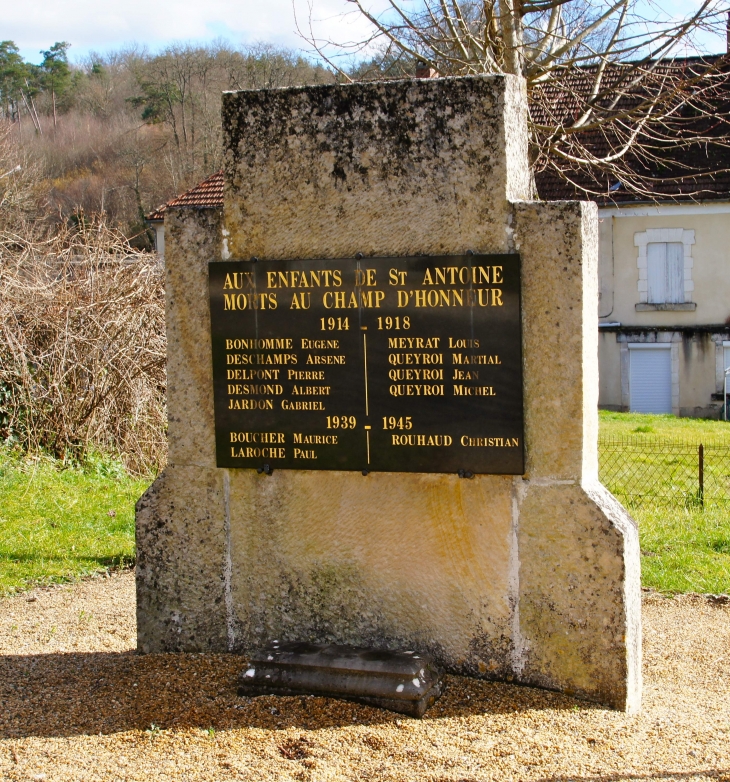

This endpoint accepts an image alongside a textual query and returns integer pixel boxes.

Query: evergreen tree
[0,41,28,122]
[39,41,71,127]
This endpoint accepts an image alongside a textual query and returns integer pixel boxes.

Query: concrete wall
[678,332,721,417]
[598,332,623,411]
[599,209,730,326]
[137,75,641,712]
[597,207,730,415]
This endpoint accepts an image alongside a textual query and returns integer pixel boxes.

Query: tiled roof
[532,55,730,203]
[147,170,224,221]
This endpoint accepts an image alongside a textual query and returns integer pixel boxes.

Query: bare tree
[299,0,730,199]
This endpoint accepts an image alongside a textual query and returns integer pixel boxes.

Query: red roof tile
[147,170,224,221]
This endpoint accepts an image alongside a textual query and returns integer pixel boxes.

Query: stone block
[226,468,516,678]
[164,208,222,469]
[513,200,599,483]
[222,75,532,260]
[136,464,229,653]
[515,481,641,711]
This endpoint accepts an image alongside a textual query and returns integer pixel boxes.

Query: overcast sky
[7,0,383,64]
[6,0,727,65]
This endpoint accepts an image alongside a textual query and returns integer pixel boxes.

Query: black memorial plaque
[209,255,523,474]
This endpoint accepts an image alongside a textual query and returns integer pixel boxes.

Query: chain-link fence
[599,436,730,507]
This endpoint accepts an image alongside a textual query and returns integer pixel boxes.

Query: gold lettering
[452,369,479,380]
[228,398,274,410]
[306,355,346,365]
[448,338,480,349]
[230,431,285,444]
[452,385,496,396]
[451,354,500,365]
[301,339,339,349]
[230,446,285,459]
[223,292,276,310]
[391,434,452,446]
[288,370,325,380]
[359,290,385,308]
[387,337,440,349]
[227,384,283,395]
[290,292,311,309]
[460,436,519,447]
[389,269,407,286]
[388,352,443,365]
[227,369,280,380]
[226,338,293,350]
[281,400,327,410]
[293,433,338,445]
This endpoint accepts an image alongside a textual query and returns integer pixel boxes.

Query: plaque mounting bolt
[458,469,474,479]
[257,464,273,476]
[355,252,364,260]
[362,470,369,476]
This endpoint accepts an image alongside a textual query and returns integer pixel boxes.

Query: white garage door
[629,345,672,414]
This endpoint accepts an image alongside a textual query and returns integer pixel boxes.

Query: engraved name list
[208,255,524,474]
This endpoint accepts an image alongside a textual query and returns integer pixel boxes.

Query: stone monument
[136,74,641,712]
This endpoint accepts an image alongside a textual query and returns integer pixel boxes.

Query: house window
[647,242,684,304]
[634,228,694,309]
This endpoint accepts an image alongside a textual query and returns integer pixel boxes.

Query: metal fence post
[699,443,704,508]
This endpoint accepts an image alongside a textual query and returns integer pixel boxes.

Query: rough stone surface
[227,469,515,679]
[512,200,641,711]
[163,208,222,469]
[137,74,641,712]
[136,208,230,652]
[136,463,229,652]
[221,75,531,260]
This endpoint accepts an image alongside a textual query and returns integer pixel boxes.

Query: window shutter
[665,242,684,304]
[646,243,666,303]
[646,242,684,304]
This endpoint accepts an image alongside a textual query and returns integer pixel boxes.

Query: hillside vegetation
[0,41,334,242]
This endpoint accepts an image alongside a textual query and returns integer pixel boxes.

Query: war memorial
[135,74,642,713]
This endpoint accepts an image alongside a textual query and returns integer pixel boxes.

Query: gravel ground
[1,571,729,782]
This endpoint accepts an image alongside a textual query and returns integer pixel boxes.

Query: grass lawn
[638,504,730,593]
[599,409,730,440]
[599,410,730,594]
[0,447,150,595]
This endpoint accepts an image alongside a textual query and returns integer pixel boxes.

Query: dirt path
[1,571,729,781]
